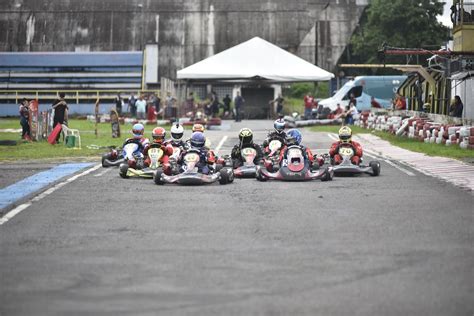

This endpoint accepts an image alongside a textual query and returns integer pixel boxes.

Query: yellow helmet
[338,126,352,143]
[192,123,205,133]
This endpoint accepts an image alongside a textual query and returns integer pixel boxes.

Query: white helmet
[170,123,184,141]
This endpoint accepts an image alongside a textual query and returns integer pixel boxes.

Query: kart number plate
[340,147,354,157]
[269,140,282,152]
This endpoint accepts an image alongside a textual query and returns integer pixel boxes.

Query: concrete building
[0,0,368,78]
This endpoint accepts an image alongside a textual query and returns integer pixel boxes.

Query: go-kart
[331,144,381,176]
[224,147,259,178]
[119,143,164,179]
[102,139,143,167]
[257,145,333,182]
[154,149,234,185]
[168,144,183,175]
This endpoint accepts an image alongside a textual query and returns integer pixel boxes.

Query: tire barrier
[355,112,474,150]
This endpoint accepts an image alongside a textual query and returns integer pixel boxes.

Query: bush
[285,82,330,99]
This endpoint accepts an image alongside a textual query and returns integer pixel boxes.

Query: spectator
[414,77,423,111]
[222,94,231,118]
[19,98,31,141]
[128,93,137,118]
[332,103,344,119]
[234,91,244,122]
[115,93,123,116]
[371,96,382,109]
[210,90,220,118]
[135,95,147,119]
[52,93,69,143]
[449,95,464,118]
[270,93,285,118]
[394,93,407,110]
[343,103,358,125]
[349,92,357,108]
[184,92,196,118]
[303,94,313,119]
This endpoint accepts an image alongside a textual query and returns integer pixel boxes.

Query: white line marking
[214,135,228,154]
[0,164,101,226]
[327,133,339,141]
[94,168,110,177]
[383,159,415,176]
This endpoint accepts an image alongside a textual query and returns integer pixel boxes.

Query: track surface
[1,120,473,315]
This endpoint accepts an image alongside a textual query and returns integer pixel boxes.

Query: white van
[318,76,407,111]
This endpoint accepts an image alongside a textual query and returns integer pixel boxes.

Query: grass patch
[0,118,171,161]
[309,125,474,160]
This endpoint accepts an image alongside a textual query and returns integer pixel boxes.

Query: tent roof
[177,37,334,82]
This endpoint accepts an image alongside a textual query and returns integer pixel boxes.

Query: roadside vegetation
[0,118,170,161]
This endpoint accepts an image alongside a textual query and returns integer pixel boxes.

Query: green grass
[309,125,474,160]
[0,118,171,161]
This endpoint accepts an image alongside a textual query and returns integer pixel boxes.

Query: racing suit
[144,142,174,174]
[329,140,363,165]
[280,144,318,169]
[230,142,264,168]
[179,146,217,174]
[108,137,149,168]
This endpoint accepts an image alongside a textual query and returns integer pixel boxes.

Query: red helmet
[152,127,166,143]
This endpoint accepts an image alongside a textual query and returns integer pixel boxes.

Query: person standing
[303,94,313,119]
[128,93,137,118]
[234,91,245,122]
[449,95,464,118]
[135,95,147,120]
[52,93,69,142]
[222,94,231,118]
[19,98,31,140]
[115,93,123,116]
[270,94,285,118]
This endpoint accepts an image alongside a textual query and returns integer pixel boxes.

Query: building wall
[0,0,368,78]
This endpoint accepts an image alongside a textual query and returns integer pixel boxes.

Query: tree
[344,0,449,70]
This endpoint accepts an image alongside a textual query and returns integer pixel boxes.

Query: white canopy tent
[177,37,334,82]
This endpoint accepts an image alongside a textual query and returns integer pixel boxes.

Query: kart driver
[262,118,287,155]
[230,128,264,168]
[144,127,174,174]
[108,123,149,168]
[179,132,216,174]
[329,126,363,165]
[281,129,322,170]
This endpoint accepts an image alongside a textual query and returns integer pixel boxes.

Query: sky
[437,1,452,27]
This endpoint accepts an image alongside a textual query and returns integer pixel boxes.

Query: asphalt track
[0,120,473,315]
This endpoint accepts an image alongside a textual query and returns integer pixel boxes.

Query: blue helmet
[287,129,302,145]
[190,132,206,148]
[274,119,286,134]
[132,123,145,138]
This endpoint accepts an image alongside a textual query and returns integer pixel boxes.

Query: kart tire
[154,170,164,185]
[256,168,267,182]
[219,168,233,185]
[321,167,333,182]
[369,161,381,176]
[119,163,129,179]
[101,153,111,167]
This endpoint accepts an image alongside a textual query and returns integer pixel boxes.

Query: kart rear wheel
[256,167,267,182]
[119,163,129,179]
[101,153,111,167]
[154,170,164,185]
[369,161,381,176]
[321,167,333,182]
[219,168,232,185]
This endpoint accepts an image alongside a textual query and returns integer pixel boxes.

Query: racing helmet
[338,126,352,143]
[286,129,302,145]
[274,119,286,134]
[132,123,145,138]
[170,123,184,141]
[152,127,166,143]
[239,128,253,145]
[190,132,206,148]
[192,123,205,133]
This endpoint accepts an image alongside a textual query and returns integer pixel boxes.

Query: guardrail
[0,89,161,104]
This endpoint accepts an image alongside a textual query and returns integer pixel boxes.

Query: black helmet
[238,128,253,145]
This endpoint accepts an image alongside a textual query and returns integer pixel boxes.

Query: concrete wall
[0,0,368,79]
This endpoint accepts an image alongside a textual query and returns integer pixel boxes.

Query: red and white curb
[355,133,474,192]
